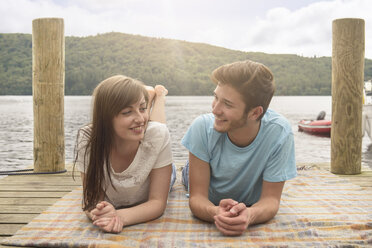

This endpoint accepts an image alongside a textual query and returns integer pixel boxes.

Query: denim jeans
[170,163,177,191]
[181,160,189,192]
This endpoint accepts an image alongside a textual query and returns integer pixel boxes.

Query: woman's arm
[91,165,172,233]
[146,85,168,124]
[114,164,172,226]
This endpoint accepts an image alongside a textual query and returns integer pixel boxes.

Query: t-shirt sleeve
[263,131,297,182]
[181,115,210,163]
[153,124,173,169]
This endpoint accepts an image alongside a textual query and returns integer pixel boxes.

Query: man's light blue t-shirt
[181,109,297,206]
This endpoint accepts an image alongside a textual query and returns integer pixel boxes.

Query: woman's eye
[122,111,131,115]
[140,107,147,112]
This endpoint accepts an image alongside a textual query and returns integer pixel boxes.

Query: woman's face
[112,95,148,143]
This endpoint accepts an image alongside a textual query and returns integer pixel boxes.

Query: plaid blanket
[2,168,372,247]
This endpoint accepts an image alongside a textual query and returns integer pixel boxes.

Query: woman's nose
[134,111,145,123]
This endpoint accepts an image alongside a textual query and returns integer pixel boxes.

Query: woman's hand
[93,215,124,233]
[90,201,116,220]
[90,201,124,233]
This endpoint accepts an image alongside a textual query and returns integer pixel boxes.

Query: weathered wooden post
[331,18,364,174]
[32,18,65,172]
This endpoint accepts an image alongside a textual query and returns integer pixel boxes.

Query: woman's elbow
[152,199,168,218]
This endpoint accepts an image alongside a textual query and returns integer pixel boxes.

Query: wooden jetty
[1,163,371,248]
[0,165,81,248]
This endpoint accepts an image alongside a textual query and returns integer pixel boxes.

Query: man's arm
[247,180,284,224]
[188,152,218,222]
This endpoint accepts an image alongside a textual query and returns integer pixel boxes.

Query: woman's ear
[248,106,263,121]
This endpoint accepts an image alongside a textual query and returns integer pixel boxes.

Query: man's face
[212,84,248,133]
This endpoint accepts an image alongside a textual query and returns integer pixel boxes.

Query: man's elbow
[267,198,281,220]
[188,196,199,217]
[252,198,281,224]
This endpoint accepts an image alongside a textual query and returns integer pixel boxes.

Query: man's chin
[213,124,228,133]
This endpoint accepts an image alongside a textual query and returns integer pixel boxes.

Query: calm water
[0,95,371,172]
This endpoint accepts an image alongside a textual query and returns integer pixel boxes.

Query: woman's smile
[130,125,144,134]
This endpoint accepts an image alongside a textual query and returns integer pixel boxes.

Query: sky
[1,0,372,58]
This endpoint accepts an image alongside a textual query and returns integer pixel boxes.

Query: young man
[181,60,296,236]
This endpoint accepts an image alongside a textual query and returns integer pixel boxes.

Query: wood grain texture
[331,18,365,174]
[32,18,65,173]
[0,164,81,238]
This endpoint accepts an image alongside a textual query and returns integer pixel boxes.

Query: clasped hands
[90,201,124,233]
[89,199,250,235]
[214,199,251,236]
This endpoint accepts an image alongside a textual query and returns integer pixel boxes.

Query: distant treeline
[1,32,372,95]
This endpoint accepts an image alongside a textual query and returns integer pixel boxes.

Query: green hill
[1,32,371,95]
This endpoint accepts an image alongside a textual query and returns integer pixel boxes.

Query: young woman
[74,75,175,233]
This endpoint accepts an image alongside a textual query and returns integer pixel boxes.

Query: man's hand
[216,199,238,216]
[214,199,251,236]
[90,201,124,233]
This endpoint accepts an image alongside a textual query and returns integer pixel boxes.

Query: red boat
[298,119,331,136]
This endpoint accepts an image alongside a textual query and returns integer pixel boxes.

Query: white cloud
[0,0,371,58]
[236,0,372,58]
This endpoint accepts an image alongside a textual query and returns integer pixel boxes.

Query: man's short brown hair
[211,60,275,120]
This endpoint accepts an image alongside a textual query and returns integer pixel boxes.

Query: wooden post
[32,18,65,172]
[331,18,364,175]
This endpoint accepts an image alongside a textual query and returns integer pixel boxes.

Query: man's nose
[212,101,222,115]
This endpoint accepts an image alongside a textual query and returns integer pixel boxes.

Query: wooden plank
[0,198,59,205]
[0,238,34,248]
[0,185,78,192]
[338,180,372,187]
[0,171,80,178]
[0,192,67,198]
[0,224,25,236]
[297,162,372,189]
[0,174,80,180]
[0,205,49,214]
[0,241,33,248]
[0,181,81,186]
[0,214,38,223]
[0,166,79,247]
[337,171,372,177]
[0,174,78,180]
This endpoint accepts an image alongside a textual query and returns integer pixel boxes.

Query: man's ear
[248,106,263,121]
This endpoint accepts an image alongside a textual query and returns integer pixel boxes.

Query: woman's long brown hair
[74,75,149,211]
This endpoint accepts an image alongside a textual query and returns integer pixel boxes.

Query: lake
[0,95,371,172]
